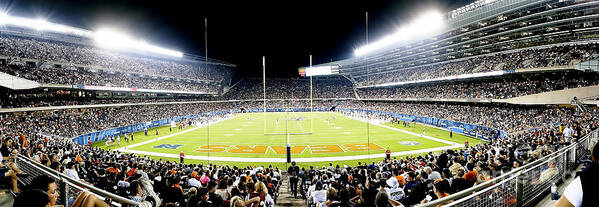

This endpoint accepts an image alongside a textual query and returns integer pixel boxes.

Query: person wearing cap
[288,161,300,198]
[206,180,224,207]
[385,176,405,202]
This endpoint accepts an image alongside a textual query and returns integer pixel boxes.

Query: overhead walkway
[496,85,599,105]
[0,71,40,90]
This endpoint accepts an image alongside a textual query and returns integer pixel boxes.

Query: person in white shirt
[310,182,326,204]
[187,177,202,188]
[385,177,405,202]
[563,125,574,143]
[424,167,442,181]
[555,142,599,207]
[63,162,80,181]
[306,178,317,200]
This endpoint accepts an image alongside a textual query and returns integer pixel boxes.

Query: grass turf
[94,112,482,168]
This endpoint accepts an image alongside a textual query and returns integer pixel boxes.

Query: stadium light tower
[354,10,445,56]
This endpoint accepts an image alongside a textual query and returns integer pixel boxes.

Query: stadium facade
[311,0,599,87]
[1,1,599,207]
[0,16,236,98]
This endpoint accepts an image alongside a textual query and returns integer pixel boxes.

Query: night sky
[3,0,472,78]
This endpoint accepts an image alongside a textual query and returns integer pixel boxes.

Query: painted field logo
[154,144,184,149]
[399,141,420,146]
[193,143,384,154]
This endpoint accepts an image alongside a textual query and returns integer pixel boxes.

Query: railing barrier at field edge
[16,155,139,207]
[421,128,599,207]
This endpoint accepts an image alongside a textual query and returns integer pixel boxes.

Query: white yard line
[343,115,461,146]
[118,144,463,163]
[114,116,235,151]
[117,112,465,163]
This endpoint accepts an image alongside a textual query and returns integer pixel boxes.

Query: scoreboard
[298,65,340,77]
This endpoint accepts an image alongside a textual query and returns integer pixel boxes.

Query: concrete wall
[0,71,40,90]
[497,85,599,105]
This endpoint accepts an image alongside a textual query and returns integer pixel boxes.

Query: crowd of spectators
[0,36,231,80]
[1,65,221,93]
[1,99,595,139]
[3,69,598,109]
[0,102,235,139]
[0,18,598,207]
[223,78,355,100]
[291,101,598,207]
[0,100,597,206]
[339,101,597,133]
[355,44,598,86]
[0,35,232,93]
[358,70,599,99]
[236,100,339,111]
[0,97,216,109]
[3,34,599,105]
[8,115,283,207]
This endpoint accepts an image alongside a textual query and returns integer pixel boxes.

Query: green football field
[95,112,482,168]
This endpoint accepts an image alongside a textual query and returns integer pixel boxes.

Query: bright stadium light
[354,10,445,56]
[93,28,183,58]
[0,14,92,36]
[0,13,182,58]
[34,18,51,31]
[93,29,134,49]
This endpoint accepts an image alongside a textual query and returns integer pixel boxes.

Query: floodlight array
[354,10,446,56]
[0,13,183,58]
[0,15,92,36]
[93,29,183,58]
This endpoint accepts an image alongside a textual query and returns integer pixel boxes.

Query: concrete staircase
[276,174,305,207]
[0,190,14,207]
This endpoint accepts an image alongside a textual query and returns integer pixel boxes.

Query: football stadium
[0,0,598,207]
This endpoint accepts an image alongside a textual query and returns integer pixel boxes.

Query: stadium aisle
[276,174,305,207]
[0,189,14,207]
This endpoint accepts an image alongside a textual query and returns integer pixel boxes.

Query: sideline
[116,113,465,163]
[114,115,235,151]
[343,115,462,146]
[118,144,463,163]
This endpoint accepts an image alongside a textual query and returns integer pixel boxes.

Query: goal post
[261,55,314,136]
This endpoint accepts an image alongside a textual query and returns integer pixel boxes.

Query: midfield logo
[153,144,184,149]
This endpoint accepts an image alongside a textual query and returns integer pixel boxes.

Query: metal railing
[422,128,599,207]
[16,155,139,207]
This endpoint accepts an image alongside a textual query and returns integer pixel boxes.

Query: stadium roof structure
[307,0,599,84]
[0,14,236,67]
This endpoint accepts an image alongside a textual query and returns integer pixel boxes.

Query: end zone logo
[153,144,184,149]
[193,143,384,154]
[398,141,420,146]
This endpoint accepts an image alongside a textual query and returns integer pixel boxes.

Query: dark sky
[3,0,472,78]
